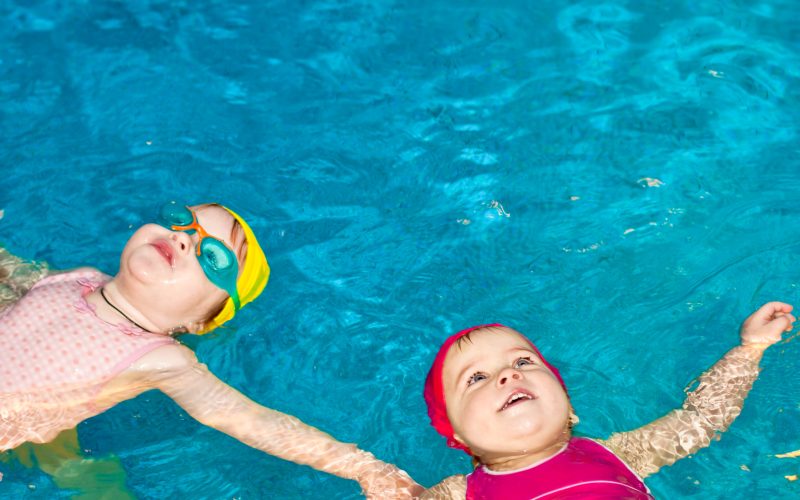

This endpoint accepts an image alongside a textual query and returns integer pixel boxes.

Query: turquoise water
[1,0,800,497]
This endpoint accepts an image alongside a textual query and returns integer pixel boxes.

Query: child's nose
[171,231,193,254]
[497,369,522,386]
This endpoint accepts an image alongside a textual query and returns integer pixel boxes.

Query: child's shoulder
[127,342,198,374]
[50,266,104,276]
[42,266,109,284]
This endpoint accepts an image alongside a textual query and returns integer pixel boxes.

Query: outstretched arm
[138,345,422,499]
[0,247,49,308]
[601,302,794,478]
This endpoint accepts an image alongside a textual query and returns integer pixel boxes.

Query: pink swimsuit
[467,437,653,500]
[0,270,175,450]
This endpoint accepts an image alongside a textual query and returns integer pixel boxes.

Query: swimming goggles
[158,202,241,311]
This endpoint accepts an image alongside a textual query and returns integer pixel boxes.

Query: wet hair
[453,328,482,350]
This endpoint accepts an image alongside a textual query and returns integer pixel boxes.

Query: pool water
[2,0,800,497]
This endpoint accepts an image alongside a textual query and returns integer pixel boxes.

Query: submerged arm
[142,345,421,498]
[420,474,467,499]
[0,247,49,308]
[601,302,793,478]
[601,344,763,478]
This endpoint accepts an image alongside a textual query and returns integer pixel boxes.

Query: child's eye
[467,372,487,386]
[514,357,534,368]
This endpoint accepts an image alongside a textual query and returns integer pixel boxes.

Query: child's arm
[137,345,422,498]
[0,247,49,307]
[600,302,794,478]
[419,474,466,499]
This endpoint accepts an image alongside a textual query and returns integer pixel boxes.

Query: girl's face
[442,327,570,463]
[118,205,246,330]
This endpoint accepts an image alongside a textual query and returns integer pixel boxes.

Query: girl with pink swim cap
[0,203,421,498]
[420,303,795,499]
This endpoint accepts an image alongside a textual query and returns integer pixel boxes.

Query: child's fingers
[772,312,796,330]
[752,302,794,324]
[785,314,796,331]
[767,314,795,337]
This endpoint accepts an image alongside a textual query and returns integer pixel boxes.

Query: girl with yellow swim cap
[0,202,421,498]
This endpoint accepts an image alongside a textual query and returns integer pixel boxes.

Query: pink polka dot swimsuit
[0,269,175,451]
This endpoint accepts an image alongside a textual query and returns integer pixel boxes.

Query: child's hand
[739,302,795,348]
[358,462,424,499]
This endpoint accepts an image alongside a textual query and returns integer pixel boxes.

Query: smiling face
[117,204,246,332]
[442,326,571,466]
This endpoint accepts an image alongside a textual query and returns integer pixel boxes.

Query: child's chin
[501,421,552,442]
[123,257,168,285]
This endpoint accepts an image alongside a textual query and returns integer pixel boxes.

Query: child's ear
[170,324,190,335]
[569,407,580,427]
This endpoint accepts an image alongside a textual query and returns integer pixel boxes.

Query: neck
[482,431,571,472]
[90,281,163,333]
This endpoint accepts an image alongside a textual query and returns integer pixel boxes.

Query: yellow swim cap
[198,206,270,334]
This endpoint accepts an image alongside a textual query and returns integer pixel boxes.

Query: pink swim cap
[423,324,567,455]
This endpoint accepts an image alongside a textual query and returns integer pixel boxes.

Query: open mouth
[499,390,535,411]
[151,240,175,267]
